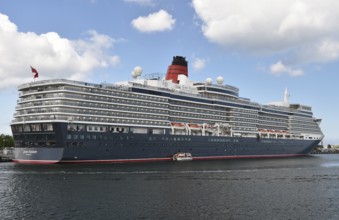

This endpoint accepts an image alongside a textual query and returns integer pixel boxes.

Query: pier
[0,148,13,162]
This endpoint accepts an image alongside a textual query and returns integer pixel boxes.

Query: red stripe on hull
[60,154,306,164]
[12,154,307,164]
[12,159,60,164]
[192,154,306,160]
[60,157,173,164]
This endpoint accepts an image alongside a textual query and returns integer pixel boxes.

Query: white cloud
[192,58,206,71]
[297,40,339,64]
[270,61,303,77]
[192,0,339,52]
[124,0,154,6]
[192,0,339,75]
[0,13,120,90]
[131,10,175,32]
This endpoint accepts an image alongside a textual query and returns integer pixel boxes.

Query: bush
[0,134,14,149]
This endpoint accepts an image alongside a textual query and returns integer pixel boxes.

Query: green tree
[0,134,14,149]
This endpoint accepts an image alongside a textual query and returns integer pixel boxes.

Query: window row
[14,115,169,126]
[170,111,227,121]
[64,85,167,102]
[12,123,54,132]
[170,105,228,116]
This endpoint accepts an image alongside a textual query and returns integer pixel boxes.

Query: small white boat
[172,152,192,161]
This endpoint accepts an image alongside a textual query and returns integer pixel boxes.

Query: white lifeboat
[188,123,202,130]
[170,122,186,129]
[172,153,192,161]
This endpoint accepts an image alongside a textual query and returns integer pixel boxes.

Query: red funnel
[165,56,188,84]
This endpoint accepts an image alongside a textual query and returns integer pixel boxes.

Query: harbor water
[1,154,339,219]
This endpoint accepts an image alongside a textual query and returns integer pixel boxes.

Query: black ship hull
[12,123,320,164]
[11,57,324,165]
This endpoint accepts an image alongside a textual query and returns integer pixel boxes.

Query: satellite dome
[132,66,143,76]
[216,76,224,85]
[131,71,137,79]
[206,78,212,85]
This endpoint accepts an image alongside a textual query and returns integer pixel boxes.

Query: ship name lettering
[23,150,38,154]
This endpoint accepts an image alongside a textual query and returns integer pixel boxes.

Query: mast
[283,88,289,106]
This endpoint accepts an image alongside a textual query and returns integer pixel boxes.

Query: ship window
[24,124,31,132]
[12,125,23,132]
[67,134,72,140]
[43,123,53,131]
[67,124,76,131]
[31,124,42,131]
[73,124,84,131]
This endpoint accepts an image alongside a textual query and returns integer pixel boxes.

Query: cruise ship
[11,56,324,164]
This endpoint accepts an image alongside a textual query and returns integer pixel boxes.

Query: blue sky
[0,0,338,144]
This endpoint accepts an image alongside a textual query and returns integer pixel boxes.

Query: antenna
[283,88,290,105]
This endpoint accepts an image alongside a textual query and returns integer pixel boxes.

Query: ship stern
[13,147,64,164]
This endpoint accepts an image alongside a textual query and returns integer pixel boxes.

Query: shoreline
[0,152,13,162]
[0,156,13,162]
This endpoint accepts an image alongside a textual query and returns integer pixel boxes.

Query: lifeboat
[172,152,192,161]
[205,124,216,131]
[188,123,202,130]
[170,122,186,129]
[205,124,214,128]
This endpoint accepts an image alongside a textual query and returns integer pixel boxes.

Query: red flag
[31,66,39,78]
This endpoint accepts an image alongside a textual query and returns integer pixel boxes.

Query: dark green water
[1,155,339,219]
